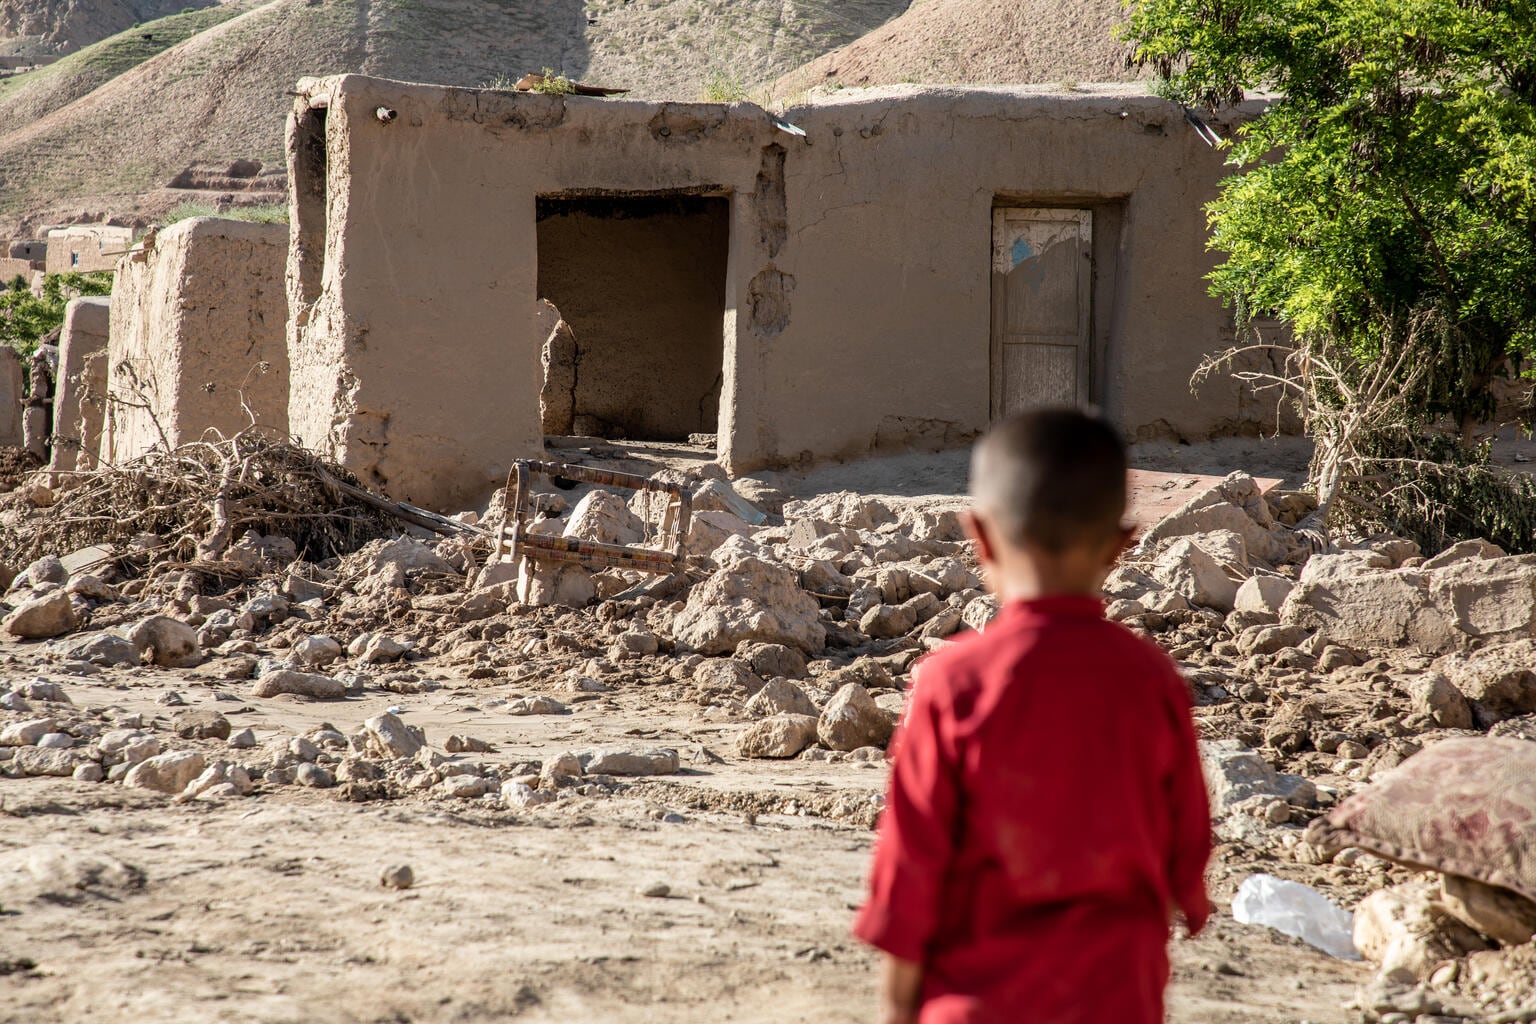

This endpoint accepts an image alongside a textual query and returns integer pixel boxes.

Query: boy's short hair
[970,409,1127,552]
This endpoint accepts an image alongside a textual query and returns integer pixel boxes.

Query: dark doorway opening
[536,194,729,444]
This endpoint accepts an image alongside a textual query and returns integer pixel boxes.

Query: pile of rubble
[3,457,1536,1020]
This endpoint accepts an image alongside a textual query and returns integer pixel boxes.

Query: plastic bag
[1231,873,1361,960]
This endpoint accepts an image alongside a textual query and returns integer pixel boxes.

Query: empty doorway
[536,194,730,443]
[990,207,1093,418]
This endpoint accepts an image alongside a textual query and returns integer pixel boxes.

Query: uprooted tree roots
[3,430,401,573]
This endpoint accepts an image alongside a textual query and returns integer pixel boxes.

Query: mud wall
[293,76,1271,506]
[287,76,777,510]
[0,345,21,448]
[104,217,289,462]
[536,195,729,441]
[49,295,111,472]
[45,226,133,274]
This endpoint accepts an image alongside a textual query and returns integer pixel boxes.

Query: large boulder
[1438,641,1536,724]
[2,590,78,639]
[580,747,679,777]
[745,677,817,718]
[1439,874,1536,948]
[1428,556,1536,640]
[672,556,825,656]
[818,684,894,751]
[123,751,207,794]
[1406,673,1474,730]
[738,714,819,758]
[1151,537,1238,612]
[1281,556,1457,655]
[681,509,754,558]
[517,561,596,608]
[252,670,346,700]
[1354,880,1490,979]
[125,615,201,668]
[1234,575,1294,617]
[563,490,644,545]
[363,712,424,759]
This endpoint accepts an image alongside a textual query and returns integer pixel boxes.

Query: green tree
[0,272,113,358]
[1122,0,1536,439]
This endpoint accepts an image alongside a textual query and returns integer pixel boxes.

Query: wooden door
[990,208,1093,418]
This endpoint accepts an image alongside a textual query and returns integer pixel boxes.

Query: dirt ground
[0,661,1367,1024]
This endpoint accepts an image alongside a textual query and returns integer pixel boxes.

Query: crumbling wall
[49,295,111,472]
[103,217,288,462]
[537,194,729,441]
[0,344,22,447]
[287,76,776,511]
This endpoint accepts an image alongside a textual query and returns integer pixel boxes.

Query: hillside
[0,0,911,232]
[0,0,221,57]
[771,0,1146,100]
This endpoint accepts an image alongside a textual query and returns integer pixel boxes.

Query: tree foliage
[0,272,113,358]
[1123,0,1536,435]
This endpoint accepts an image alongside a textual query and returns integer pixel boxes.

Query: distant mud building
[284,75,1272,511]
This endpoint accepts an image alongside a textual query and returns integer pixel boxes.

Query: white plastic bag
[1231,873,1361,960]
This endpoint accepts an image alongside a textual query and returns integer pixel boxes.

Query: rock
[289,736,320,761]
[614,630,659,657]
[735,641,808,680]
[380,864,414,889]
[817,683,894,751]
[580,747,679,777]
[99,729,159,765]
[672,557,825,656]
[564,490,645,545]
[65,575,119,603]
[1439,874,1536,947]
[1440,641,1536,723]
[72,762,104,783]
[961,595,999,632]
[358,537,453,577]
[517,561,596,608]
[1406,673,1474,730]
[502,780,556,808]
[362,712,425,759]
[860,602,918,639]
[745,677,818,718]
[1200,739,1316,811]
[0,845,145,903]
[60,632,140,667]
[444,734,495,753]
[682,509,754,557]
[691,659,763,698]
[1152,538,1238,612]
[295,763,335,788]
[782,491,895,530]
[920,606,964,640]
[36,732,72,749]
[1354,880,1491,978]
[1234,575,1294,616]
[227,728,256,749]
[1281,558,1456,655]
[253,670,346,700]
[1422,538,1505,571]
[0,718,54,746]
[1236,624,1309,657]
[506,695,568,716]
[12,748,88,776]
[2,590,78,639]
[125,615,201,668]
[437,774,492,798]
[737,713,819,758]
[290,635,342,668]
[173,709,231,740]
[1429,556,1536,639]
[356,634,409,665]
[123,751,207,794]
[540,751,584,787]
[799,559,854,597]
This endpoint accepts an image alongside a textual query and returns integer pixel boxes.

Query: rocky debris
[172,709,232,740]
[517,562,597,608]
[1440,874,1536,948]
[1439,641,1536,725]
[506,695,568,716]
[253,670,346,700]
[2,589,78,639]
[444,735,495,753]
[11,747,89,776]
[580,747,679,777]
[123,750,206,794]
[817,684,894,751]
[0,717,55,746]
[1354,879,1492,980]
[672,556,825,656]
[738,714,820,758]
[1234,574,1294,617]
[1200,740,1315,811]
[0,846,145,904]
[1405,673,1474,730]
[540,752,583,788]
[59,632,139,667]
[380,864,414,890]
[362,713,424,759]
[1152,537,1238,612]
[125,615,201,668]
[691,659,763,699]
[290,635,343,668]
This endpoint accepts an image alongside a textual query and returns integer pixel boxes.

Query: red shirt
[853,595,1211,1024]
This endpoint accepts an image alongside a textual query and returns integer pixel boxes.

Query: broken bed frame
[493,460,692,577]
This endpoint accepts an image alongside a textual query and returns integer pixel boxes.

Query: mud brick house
[286,75,1269,511]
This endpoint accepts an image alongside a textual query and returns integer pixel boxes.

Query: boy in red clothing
[854,409,1211,1024]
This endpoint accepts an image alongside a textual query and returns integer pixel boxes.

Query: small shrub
[526,68,576,95]
[701,70,748,103]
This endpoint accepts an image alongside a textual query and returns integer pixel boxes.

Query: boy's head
[966,409,1131,597]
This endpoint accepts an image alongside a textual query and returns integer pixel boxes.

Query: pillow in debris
[1307,737,1536,904]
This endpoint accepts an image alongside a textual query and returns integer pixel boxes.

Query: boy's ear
[962,510,997,566]
[1106,524,1137,565]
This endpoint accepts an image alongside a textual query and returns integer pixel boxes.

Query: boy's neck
[989,568,1104,604]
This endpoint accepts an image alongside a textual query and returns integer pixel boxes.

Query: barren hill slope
[0,0,222,57]
[771,0,1145,100]
[0,0,910,230]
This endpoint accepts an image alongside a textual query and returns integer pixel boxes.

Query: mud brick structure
[102,217,288,463]
[288,75,1270,511]
[45,225,133,274]
[49,295,111,472]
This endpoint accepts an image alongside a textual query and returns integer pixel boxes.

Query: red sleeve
[1162,665,1212,934]
[852,668,960,962]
